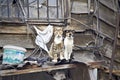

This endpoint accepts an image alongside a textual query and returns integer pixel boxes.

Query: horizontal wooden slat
[100,21,116,39]
[94,14,116,28]
[0,26,27,34]
[93,18,115,40]
[0,64,77,76]
[99,3,116,27]
[74,34,94,47]
[0,34,35,49]
[99,0,117,11]
[105,70,120,76]
[71,1,88,14]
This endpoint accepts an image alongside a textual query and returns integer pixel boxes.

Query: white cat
[64,30,74,60]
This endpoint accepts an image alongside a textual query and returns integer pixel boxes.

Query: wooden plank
[94,14,116,28]
[99,0,117,11]
[0,26,27,34]
[0,64,77,76]
[0,17,24,23]
[93,19,115,40]
[71,1,88,14]
[100,21,115,39]
[88,61,105,68]
[0,34,35,49]
[74,34,94,47]
[105,70,120,76]
[99,3,116,27]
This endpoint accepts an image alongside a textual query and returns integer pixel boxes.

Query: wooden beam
[0,26,27,34]
[87,61,105,69]
[99,0,117,12]
[0,64,77,76]
[105,70,120,76]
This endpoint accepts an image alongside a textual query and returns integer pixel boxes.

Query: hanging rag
[34,25,53,53]
[89,68,97,80]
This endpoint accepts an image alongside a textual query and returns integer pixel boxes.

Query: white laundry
[89,68,98,80]
[34,25,53,53]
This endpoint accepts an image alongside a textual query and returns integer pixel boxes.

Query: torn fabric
[34,25,53,53]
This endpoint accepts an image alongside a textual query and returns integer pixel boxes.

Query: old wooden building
[0,0,120,80]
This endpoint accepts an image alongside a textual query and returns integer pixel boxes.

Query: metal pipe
[17,0,27,21]
[88,0,91,13]
[17,0,20,20]
[47,0,50,24]
[56,0,59,19]
[37,0,39,19]
[61,0,64,19]
[27,0,29,18]
[64,0,68,25]
[66,0,68,18]
[7,0,10,19]
[96,0,100,47]
[0,3,3,17]
[17,9,20,20]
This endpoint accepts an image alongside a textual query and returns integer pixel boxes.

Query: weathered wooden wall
[0,0,120,79]
[94,0,120,61]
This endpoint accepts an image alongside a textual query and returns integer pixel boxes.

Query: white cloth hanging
[89,68,98,80]
[34,25,53,53]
